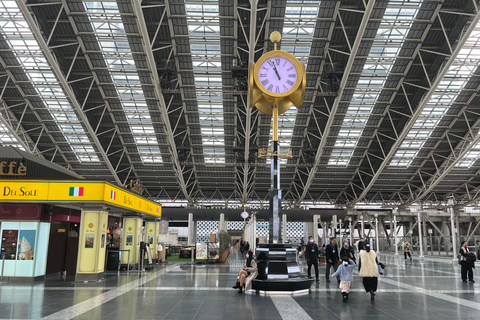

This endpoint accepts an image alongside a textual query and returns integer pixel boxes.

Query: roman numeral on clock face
[259,73,267,77]
[287,80,294,86]
[261,79,269,86]
[267,84,273,91]
[283,85,288,91]
[288,74,296,78]
[287,66,294,71]
[276,86,280,93]
[275,58,280,65]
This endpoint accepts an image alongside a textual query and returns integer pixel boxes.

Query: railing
[368,236,480,257]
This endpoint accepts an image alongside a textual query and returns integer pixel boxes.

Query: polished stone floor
[0,248,479,320]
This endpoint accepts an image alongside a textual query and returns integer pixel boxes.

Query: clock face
[258,57,298,94]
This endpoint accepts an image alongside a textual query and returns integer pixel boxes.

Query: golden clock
[248,32,306,116]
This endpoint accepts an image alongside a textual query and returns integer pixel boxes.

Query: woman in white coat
[232,250,258,293]
[358,243,380,301]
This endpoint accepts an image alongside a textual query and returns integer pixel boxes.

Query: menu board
[196,243,207,260]
[17,230,36,260]
[1,230,18,260]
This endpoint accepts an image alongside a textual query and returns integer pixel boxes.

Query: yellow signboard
[0,180,161,217]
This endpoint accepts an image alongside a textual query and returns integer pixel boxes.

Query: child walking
[331,257,356,302]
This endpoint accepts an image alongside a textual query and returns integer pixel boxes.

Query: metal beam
[411,126,480,203]
[240,0,258,204]
[17,1,122,186]
[295,0,376,205]
[132,0,191,202]
[354,10,480,204]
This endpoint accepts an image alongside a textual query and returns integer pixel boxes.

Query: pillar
[76,210,108,281]
[417,211,424,258]
[312,215,319,243]
[393,208,399,256]
[282,214,287,243]
[121,217,142,266]
[219,213,225,232]
[448,198,457,260]
[187,213,194,244]
[145,221,159,259]
[360,215,365,238]
[375,213,380,254]
[307,222,315,240]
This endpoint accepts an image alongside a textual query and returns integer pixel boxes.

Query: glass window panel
[329,1,423,166]
[186,2,225,165]
[393,20,480,167]
[84,1,163,164]
[0,1,99,162]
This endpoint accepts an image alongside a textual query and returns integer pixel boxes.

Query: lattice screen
[227,221,244,230]
[196,221,219,243]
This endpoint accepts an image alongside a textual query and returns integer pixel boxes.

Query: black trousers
[363,277,378,293]
[307,259,319,279]
[460,261,473,281]
[326,261,339,280]
[404,251,411,259]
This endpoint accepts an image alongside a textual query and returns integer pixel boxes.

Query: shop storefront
[0,146,162,281]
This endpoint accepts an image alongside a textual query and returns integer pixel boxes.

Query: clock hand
[272,62,281,80]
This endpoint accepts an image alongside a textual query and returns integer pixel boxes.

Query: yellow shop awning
[0,180,161,218]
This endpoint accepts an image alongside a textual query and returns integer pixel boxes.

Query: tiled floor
[0,248,479,320]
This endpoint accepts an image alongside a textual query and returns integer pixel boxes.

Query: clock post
[248,32,312,293]
[269,97,281,244]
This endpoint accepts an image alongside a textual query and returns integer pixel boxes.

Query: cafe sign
[0,161,26,176]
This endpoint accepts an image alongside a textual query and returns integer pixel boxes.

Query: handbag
[377,263,383,275]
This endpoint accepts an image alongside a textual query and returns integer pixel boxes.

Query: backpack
[405,244,411,251]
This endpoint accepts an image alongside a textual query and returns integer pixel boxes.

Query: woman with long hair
[232,250,258,293]
[358,243,380,301]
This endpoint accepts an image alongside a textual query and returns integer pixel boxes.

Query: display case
[207,243,219,260]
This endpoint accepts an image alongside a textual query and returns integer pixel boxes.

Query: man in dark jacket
[305,236,319,281]
[325,237,340,282]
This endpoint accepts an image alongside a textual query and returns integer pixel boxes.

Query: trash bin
[106,251,120,271]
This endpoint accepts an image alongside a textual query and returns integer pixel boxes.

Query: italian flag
[111,190,116,200]
[69,187,84,197]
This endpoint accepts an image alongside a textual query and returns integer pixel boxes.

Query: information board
[196,243,207,260]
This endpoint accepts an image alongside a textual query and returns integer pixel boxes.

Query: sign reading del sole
[0,180,161,218]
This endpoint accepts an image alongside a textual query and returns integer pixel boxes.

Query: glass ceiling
[0,0,99,162]
[391,20,480,167]
[185,1,225,165]
[84,1,163,164]
[0,123,23,150]
[271,0,320,165]
[329,0,423,166]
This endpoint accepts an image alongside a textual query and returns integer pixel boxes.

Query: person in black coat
[325,237,340,282]
[459,241,475,283]
[305,236,319,281]
[340,240,356,262]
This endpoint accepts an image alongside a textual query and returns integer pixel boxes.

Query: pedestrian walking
[331,257,356,302]
[358,243,380,301]
[325,237,340,283]
[305,236,319,281]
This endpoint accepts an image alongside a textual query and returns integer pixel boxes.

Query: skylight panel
[0,123,23,150]
[457,143,480,168]
[392,20,480,167]
[329,1,422,166]
[267,1,320,165]
[84,1,162,164]
[186,2,225,165]
[0,1,99,162]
